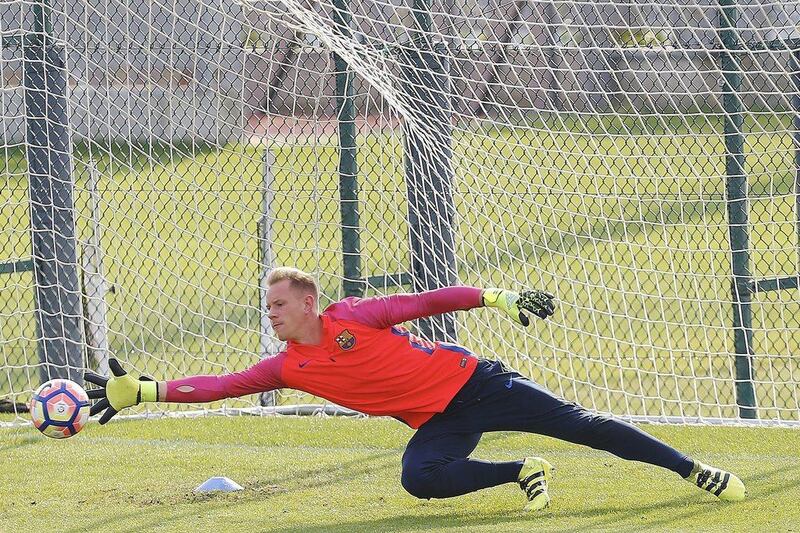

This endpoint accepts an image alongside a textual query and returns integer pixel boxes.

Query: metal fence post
[333,0,363,298]
[259,147,278,407]
[720,0,756,418]
[25,1,83,384]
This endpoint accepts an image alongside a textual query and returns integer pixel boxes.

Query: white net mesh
[2,0,800,425]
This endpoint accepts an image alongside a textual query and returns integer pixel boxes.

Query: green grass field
[2,416,799,532]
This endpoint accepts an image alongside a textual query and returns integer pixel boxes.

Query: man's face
[266,279,313,341]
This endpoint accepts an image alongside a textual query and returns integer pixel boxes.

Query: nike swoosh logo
[299,360,312,368]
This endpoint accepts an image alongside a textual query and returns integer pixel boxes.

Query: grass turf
[2,416,799,532]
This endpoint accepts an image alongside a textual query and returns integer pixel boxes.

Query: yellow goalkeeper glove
[84,358,158,424]
[482,288,556,326]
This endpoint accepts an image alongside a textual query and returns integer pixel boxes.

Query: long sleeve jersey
[165,286,483,428]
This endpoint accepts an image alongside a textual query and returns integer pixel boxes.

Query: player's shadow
[262,463,800,533]
[248,431,511,496]
[60,448,400,533]
[62,433,514,533]
[265,446,401,490]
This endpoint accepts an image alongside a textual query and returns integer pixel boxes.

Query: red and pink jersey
[165,287,483,428]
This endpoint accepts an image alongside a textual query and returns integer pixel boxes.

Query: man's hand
[482,288,556,326]
[84,358,158,424]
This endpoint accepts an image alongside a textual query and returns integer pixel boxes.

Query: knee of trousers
[400,463,439,499]
[567,410,625,442]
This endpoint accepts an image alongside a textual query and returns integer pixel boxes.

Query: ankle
[682,459,701,480]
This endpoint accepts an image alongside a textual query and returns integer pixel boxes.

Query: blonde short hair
[266,267,319,298]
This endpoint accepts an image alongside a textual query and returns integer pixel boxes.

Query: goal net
[2,0,800,425]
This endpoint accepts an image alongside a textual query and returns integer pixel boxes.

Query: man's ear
[304,294,316,314]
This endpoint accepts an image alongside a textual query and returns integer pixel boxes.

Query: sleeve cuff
[140,381,158,403]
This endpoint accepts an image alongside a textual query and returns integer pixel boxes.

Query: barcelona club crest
[335,329,356,350]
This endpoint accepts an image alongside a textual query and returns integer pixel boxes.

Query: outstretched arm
[85,356,286,424]
[163,354,285,402]
[326,286,556,329]
[326,286,483,329]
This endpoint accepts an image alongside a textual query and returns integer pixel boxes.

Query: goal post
[401,42,460,344]
[3,0,800,426]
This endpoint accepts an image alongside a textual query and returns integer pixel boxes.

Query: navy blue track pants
[401,359,694,499]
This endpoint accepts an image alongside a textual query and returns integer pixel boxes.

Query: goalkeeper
[85,266,746,510]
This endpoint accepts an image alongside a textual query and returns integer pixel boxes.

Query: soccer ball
[29,379,91,439]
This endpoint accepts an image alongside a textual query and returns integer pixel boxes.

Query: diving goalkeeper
[84,267,746,510]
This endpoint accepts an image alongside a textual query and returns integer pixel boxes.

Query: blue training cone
[194,476,244,493]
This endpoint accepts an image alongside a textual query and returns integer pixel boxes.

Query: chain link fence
[2,0,800,423]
